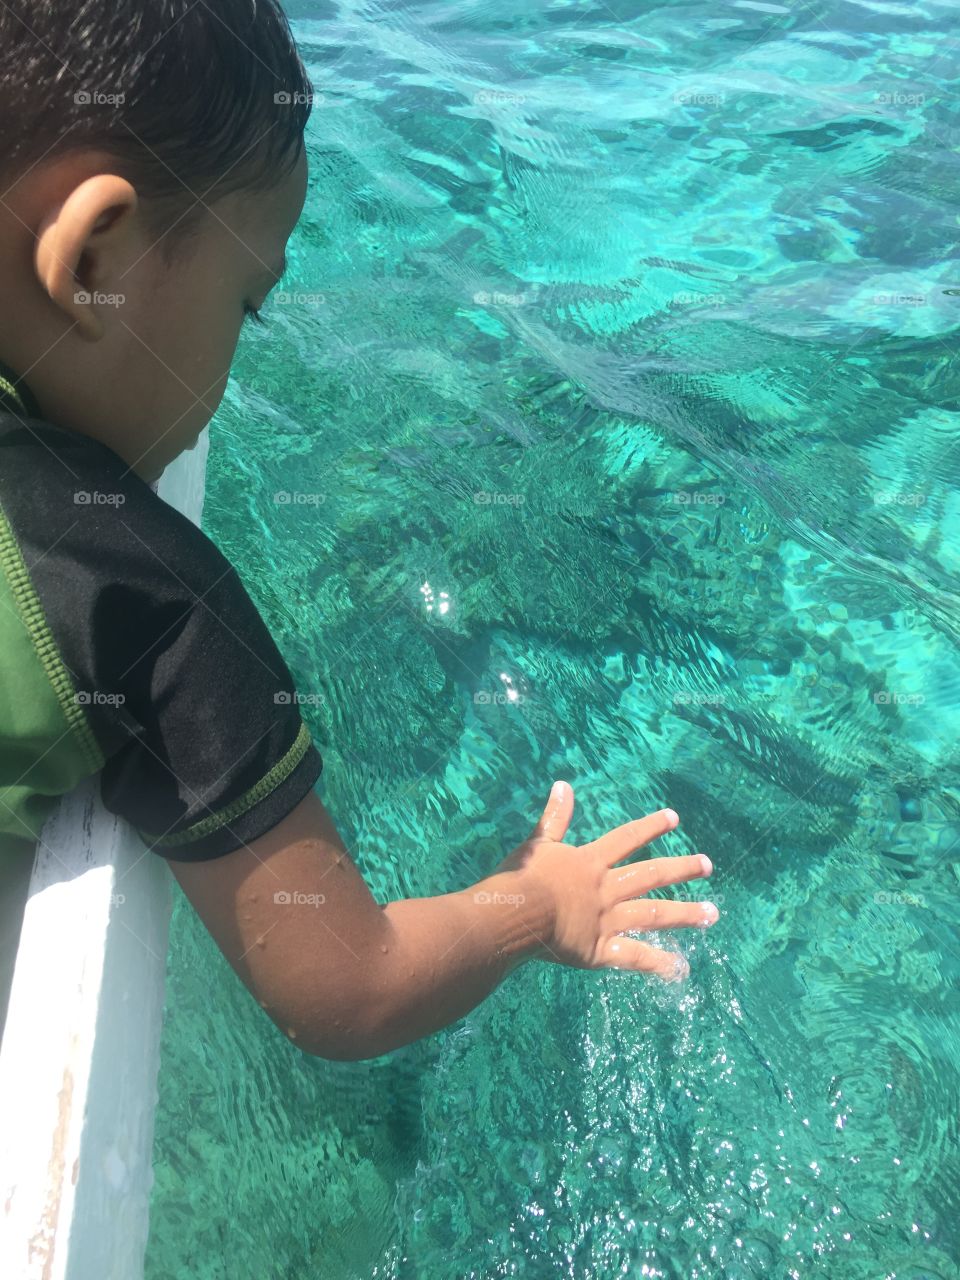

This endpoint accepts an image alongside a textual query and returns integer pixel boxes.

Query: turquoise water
[145,2,960,1277]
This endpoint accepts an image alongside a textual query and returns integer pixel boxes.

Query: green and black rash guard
[0,368,323,861]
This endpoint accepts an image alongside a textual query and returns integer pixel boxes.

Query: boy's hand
[494,782,716,980]
[169,785,715,1060]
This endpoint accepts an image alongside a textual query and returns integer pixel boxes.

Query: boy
[0,0,718,1060]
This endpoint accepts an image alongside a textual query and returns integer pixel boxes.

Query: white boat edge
[0,431,210,1280]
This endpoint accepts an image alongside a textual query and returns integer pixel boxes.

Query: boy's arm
[170,789,552,1059]
[169,786,715,1061]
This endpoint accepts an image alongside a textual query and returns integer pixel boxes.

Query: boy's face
[127,148,309,481]
[0,145,309,483]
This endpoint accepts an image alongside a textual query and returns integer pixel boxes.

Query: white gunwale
[0,433,209,1280]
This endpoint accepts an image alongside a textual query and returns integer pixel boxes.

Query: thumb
[531,780,574,843]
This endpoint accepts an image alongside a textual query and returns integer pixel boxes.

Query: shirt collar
[0,358,42,420]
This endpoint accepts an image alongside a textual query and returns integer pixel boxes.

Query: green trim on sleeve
[0,361,42,420]
[0,373,24,412]
[0,506,103,775]
[140,719,314,848]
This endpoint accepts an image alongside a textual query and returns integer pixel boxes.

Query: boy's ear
[35,174,139,342]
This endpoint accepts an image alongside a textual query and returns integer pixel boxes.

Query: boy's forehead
[226,150,307,259]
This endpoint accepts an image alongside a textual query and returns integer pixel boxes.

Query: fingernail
[699,854,713,876]
[701,902,719,925]
[551,780,568,801]
[662,808,679,828]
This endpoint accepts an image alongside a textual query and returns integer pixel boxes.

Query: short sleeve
[0,418,323,861]
[98,556,325,861]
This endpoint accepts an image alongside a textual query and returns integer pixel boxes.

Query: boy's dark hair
[0,0,313,252]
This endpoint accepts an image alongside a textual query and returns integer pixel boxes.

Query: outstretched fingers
[530,780,575,843]
[607,896,719,935]
[588,808,681,867]
[611,852,712,899]
[599,935,691,981]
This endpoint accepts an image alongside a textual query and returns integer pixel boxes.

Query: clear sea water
[144,2,960,1277]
